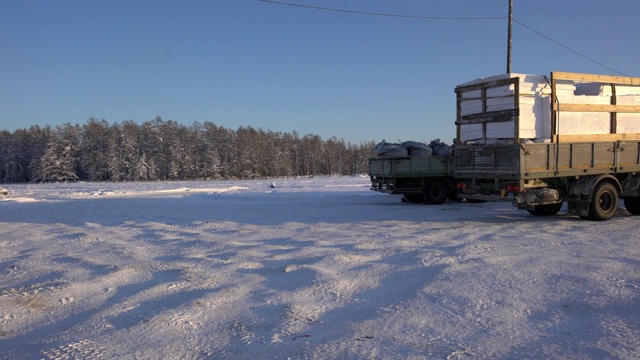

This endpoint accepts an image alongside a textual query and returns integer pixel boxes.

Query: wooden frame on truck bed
[551,71,640,143]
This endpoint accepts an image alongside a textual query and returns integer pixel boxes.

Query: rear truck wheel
[624,197,640,215]
[402,194,424,204]
[588,182,618,221]
[526,202,563,216]
[424,180,449,205]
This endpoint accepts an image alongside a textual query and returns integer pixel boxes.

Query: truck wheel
[526,202,563,216]
[588,182,618,221]
[402,194,424,204]
[424,180,449,205]
[624,197,640,215]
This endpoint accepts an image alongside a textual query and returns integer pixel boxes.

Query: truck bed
[454,140,640,181]
[369,156,451,176]
[369,156,452,194]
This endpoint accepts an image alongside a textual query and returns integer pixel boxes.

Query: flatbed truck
[454,71,640,220]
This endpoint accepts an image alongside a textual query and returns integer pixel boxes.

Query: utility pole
[507,0,513,73]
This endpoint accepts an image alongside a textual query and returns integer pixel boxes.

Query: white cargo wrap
[457,73,552,142]
[456,72,640,142]
[553,81,640,135]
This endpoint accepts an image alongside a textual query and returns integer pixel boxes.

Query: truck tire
[624,197,640,215]
[424,180,449,205]
[526,202,563,216]
[587,181,618,221]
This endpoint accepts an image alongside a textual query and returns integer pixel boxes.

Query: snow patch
[0,176,638,359]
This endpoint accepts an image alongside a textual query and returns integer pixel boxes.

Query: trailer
[453,71,640,220]
[369,155,455,204]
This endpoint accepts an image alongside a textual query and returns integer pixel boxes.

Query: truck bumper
[513,188,562,207]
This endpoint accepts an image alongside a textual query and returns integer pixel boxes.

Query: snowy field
[1,176,639,359]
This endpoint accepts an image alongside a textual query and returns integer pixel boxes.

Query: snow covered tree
[0,130,23,183]
[135,152,151,180]
[202,122,232,179]
[37,124,80,182]
[21,125,53,182]
[2,117,376,183]
[108,120,142,181]
[79,118,111,181]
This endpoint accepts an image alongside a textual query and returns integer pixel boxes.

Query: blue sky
[2,0,639,144]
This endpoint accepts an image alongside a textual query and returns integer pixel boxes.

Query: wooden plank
[552,133,640,142]
[454,77,519,93]
[456,116,514,125]
[551,77,558,137]
[513,75,521,141]
[459,109,519,120]
[552,103,640,113]
[552,71,640,86]
[611,84,618,134]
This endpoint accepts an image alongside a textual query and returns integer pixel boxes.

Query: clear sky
[2,0,639,144]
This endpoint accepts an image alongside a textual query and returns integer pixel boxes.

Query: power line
[512,19,629,76]
[258,0,506,20]
[258,0,630,76]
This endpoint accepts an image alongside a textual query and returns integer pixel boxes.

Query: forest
[0,117,376,183]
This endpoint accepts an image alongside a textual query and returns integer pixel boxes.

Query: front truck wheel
[424,180,450,205]
[588,182,619,221]
[624,197,640,215]
[527,202,563,216]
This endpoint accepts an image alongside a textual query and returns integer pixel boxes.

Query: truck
[453,71,640,220]
[369,155,456,204]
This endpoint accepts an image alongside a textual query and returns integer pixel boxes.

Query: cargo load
[456,72,640,144]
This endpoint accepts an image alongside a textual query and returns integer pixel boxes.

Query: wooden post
[507,0,513,73]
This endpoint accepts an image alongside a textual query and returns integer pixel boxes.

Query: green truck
[368,155,456,205]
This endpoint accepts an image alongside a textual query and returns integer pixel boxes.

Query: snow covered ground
[1,176,638,359]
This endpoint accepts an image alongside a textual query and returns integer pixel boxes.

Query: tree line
[0,117,376,183]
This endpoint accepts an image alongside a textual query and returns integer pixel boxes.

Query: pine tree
[80,118,111,181]
[38,140,79,182]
